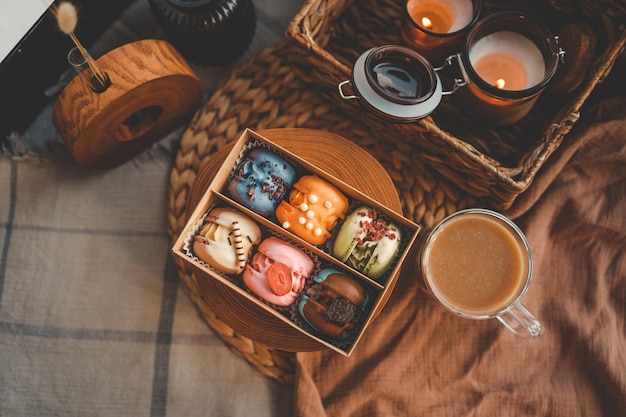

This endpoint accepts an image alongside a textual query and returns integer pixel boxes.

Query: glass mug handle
[497,302,544,338]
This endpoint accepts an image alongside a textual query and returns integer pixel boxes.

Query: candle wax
[468,31,545,91]
[473,53,528,91]
[407,0,457,33]
[410,4,454,33]
[407,0,474,33]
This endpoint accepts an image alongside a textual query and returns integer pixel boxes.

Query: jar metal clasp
[435,54,468,96]
[338,80,358,100]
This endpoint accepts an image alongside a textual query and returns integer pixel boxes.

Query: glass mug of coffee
[418,208,543,337]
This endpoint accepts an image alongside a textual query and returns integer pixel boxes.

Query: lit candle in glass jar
[413,4,454,33]
[402,0,481,65]
[469,31,545,91]
[455,12,562,126]
[409,0,471,33]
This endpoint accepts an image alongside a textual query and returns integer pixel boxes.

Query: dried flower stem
[50,1,109,88]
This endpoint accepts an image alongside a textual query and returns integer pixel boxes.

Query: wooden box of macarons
[172,129,420,355]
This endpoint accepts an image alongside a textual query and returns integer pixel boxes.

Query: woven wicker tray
[167,41,477,384]
[286,0,626,209]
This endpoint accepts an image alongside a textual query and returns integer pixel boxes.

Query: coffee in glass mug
[419,208,543,337]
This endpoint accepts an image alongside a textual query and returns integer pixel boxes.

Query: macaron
[227,149,296,216]
[243,237,314,306]
[332,205,401,280]
[276,175,349,245]
[298,268,369,339]
[192,207,262,274]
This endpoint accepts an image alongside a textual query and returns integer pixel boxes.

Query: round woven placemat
[167,40,479,384]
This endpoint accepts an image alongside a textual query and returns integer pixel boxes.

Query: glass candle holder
[401,0,482,66]
[67,47,111,93]
[454,12,563,126]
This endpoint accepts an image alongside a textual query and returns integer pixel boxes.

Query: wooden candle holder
[53,39,203,168]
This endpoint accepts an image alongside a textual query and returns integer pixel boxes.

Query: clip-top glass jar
[339,45,451,123]
[149,0,256,66]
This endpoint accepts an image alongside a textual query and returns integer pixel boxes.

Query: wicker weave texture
[286,0,626,209]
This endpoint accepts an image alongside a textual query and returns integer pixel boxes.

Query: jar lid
[351,45,442,122]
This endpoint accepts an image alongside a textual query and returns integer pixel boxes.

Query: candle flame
[421,17,433,30]
[495,79,506,89]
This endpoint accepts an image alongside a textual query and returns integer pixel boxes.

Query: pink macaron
[243,237,314,306]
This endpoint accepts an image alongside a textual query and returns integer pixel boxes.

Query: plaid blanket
[0,0,298,415]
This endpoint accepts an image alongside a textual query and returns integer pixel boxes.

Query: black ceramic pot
[149,0,256,66]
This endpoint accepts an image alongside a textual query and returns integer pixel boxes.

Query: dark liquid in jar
[372,61,422,100]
